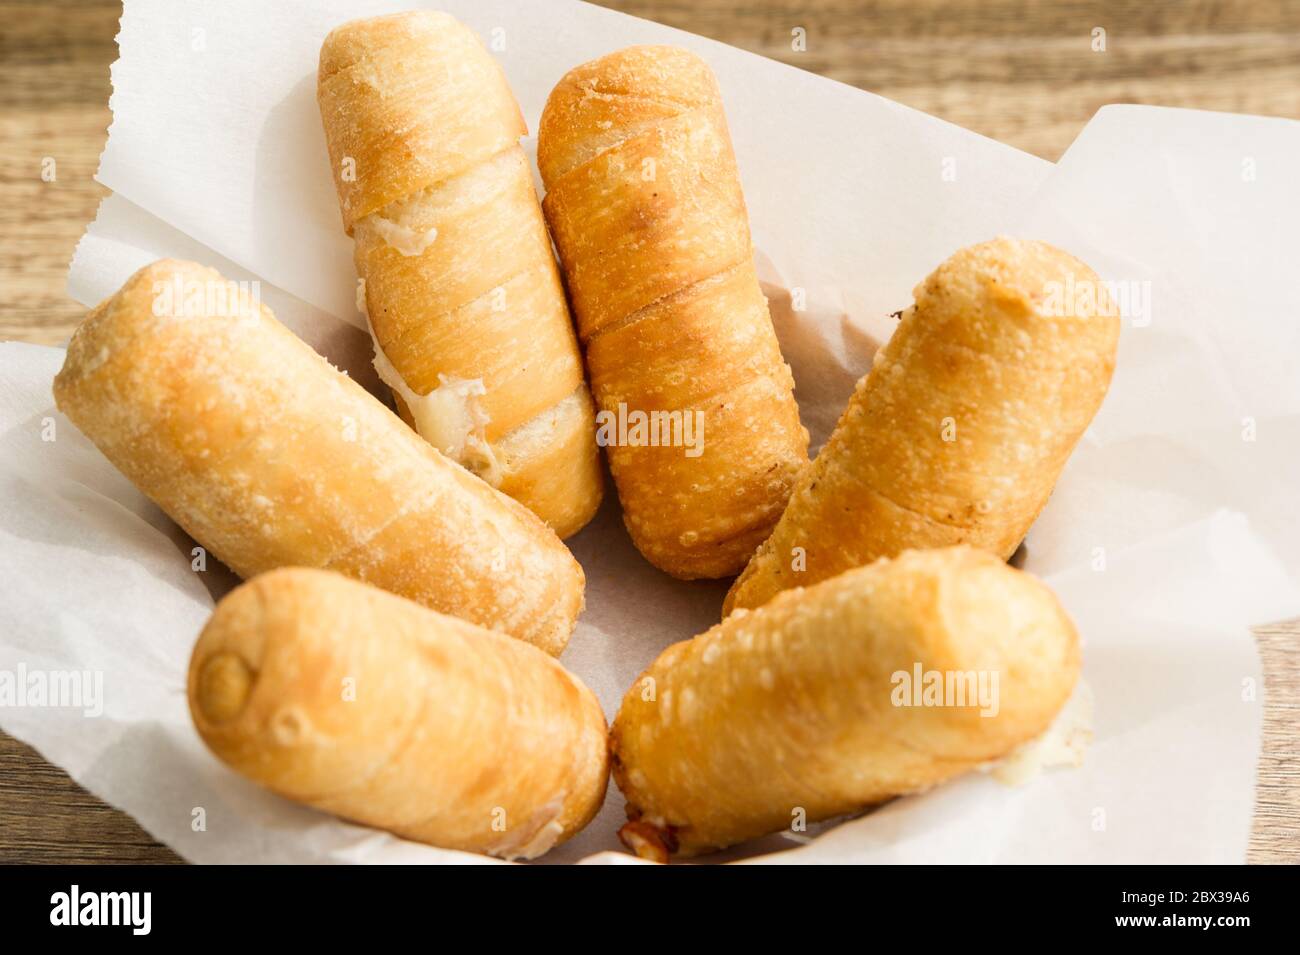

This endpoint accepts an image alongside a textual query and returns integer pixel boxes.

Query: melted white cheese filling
[988,679,1094,786]
[357,280,502,485]
[360,214,439,257]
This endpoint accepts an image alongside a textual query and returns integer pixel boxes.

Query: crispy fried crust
[189,568,608,859]
[319,12,601,538]
[725,237,1120,613]
[612,547,1080,857]
[538,46,809,578]
[53,259,584,655]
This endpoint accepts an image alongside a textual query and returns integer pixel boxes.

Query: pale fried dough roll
[189,568,608,860]
[725,237,1120,614]
[612,547,1080,858]
[538,46,809,578]
[318,11,601,539]
[53,259,583,655]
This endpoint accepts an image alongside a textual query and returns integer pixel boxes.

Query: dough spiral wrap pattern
[612,547,1080,857]
[726,237,1121,613]
[538,45,809,578]
[53,259,585,656]
[318,11,602,539]
[190,568,608,860]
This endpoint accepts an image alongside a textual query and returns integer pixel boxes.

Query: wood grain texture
[0,0,1295,864]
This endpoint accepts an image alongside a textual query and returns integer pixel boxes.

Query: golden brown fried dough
[53,259,584,655]
[190,568,608,860]
[612,547,1080,857]
[726,237,1119,613]
[319,11,601,538]
[538,45,808,578]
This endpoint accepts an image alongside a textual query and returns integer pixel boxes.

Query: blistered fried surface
[320,12,601,538]
[53,259,585,655]
[539,45,809,578]
[190,568,608,859]
[726,237,1120,613]
[612,547,1079,856]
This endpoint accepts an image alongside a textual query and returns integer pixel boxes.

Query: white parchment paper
[0,0,1296,864]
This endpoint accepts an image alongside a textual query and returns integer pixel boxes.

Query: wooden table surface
[0,0,1296,863]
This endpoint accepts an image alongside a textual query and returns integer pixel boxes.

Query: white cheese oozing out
[503,819,567,862]
[362,214,439,258]
[487,797,567,861]
[987,679,1094,786]
[357,282,502,486]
